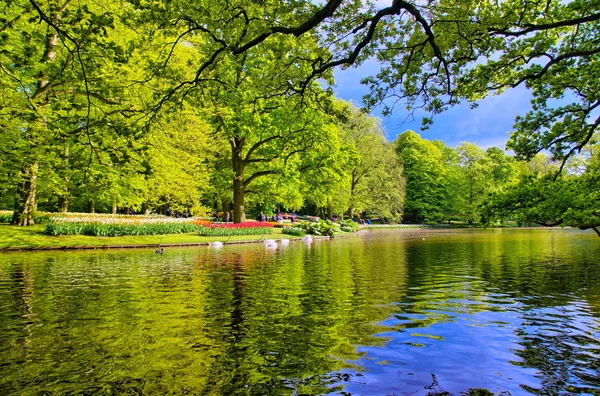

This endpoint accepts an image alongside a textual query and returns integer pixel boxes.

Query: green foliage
[1,0,595,236]
[281,227,305,237]
[483,146,600,234]
[455,143,520,224]
[332,102,405,221]
[395,131,449,223]
[337,219,360,232]
[297,219,358,237]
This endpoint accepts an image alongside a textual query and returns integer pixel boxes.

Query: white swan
[302,235,313,243]
[280,237,290,247]
[264,239,278,249]
[209,241,224,248]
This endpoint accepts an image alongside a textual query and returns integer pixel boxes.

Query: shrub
[298,220,343,237]
[337,219,359,232]
[282,227,305,236]
[198,221,273,237]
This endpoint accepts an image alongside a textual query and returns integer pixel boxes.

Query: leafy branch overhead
[19,0,600,165]
[1,0,599,229]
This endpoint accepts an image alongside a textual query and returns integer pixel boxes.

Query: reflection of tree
[399,231,600,321]
[0,261,35,393]
[0,231,598,394]
[192,242,410,394]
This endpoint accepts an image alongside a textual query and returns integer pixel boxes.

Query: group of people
[257,212,288,223]
[167,209,192,218]
[214,211,232,223]
[118,207,135,215]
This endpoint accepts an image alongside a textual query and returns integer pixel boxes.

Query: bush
[298,220,343,237]
[337,219,359,232]
[282,227,305,236]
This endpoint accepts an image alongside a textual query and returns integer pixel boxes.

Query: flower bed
[198,222,273,237]
[39,213,204,236]
[5,211,276,237]
[45,220,203,236]
[0,211,12,223]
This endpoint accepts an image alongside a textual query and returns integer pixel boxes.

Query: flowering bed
[44,215,204,236]
[199,222,273,237]
[2,211,276,237]
[0,210,12,223]
[35,213,274,237]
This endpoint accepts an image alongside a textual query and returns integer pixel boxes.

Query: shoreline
[0,224,577,253]
[0,236,331,252]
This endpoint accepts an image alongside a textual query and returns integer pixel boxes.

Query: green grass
[0,224,291,250]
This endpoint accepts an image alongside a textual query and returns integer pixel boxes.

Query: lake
[1,228,599,395]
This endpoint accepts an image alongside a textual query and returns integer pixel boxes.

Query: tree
[138,0,599,166]
[483,147,600,235]
[209,93,341,222]
[394,131,448,223]
[335,103,404,221]
[456,143,488,224]
[0,0,145,223]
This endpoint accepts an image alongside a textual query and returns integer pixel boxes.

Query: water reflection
[0,228,598,395]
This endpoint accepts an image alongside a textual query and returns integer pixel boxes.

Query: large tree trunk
[12,6,64,225]
[233,178,245,223]
[11,163,38,226]
[112,197,117,214]
[231,136,246,223]
[88,199,95,213]
[58,195,69,213]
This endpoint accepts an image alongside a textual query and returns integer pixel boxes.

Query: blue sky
[333,62,533,150]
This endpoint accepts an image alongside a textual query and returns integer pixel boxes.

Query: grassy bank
[0,224,292,251]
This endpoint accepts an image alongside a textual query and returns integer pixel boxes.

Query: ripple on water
[0,229,599,395]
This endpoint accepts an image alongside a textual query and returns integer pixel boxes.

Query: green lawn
[0,224,291,250]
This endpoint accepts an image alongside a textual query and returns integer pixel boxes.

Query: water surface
[1,228,599,395]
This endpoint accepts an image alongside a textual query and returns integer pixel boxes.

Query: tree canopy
[1,0,599,231]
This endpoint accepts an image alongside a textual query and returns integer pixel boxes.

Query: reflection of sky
[333,63,533,149]
[335,299,600,395]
